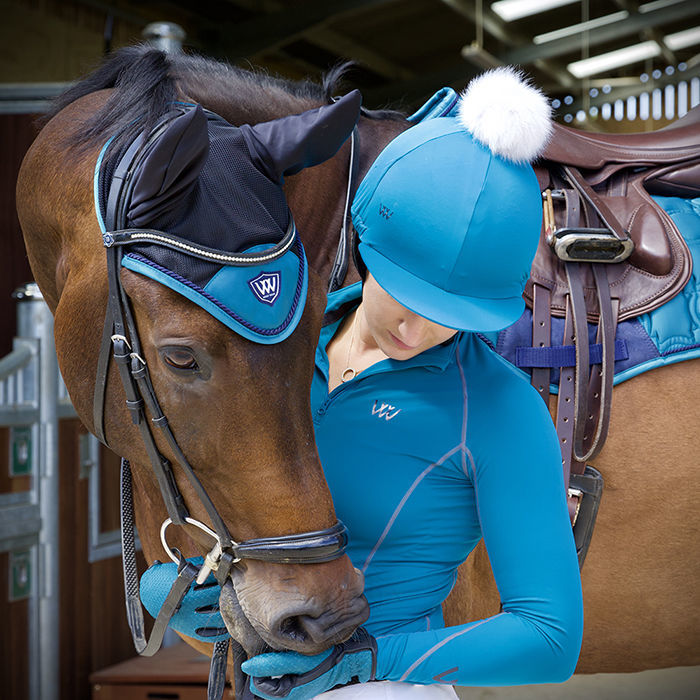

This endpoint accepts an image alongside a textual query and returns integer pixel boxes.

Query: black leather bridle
[91,107,351,694]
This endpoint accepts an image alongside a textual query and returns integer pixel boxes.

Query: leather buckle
[567,487,583,526]
[551,228,635,263]
[569,467,604,568]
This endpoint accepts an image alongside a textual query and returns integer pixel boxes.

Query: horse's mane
[44,45,405,153]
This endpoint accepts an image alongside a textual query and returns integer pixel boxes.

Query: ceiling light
[639,0,685,13]
[567,40,661,78]
[664,26,700,51]
[491,0,579,23]
[534,11,628,44]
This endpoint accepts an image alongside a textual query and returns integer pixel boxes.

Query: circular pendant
[341,367,356,382]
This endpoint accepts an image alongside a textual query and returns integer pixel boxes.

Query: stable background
[1,1,699,699]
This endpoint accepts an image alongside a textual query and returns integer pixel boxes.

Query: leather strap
[208,638,230,700]
[564,263,590,465]
[562,187,582,229]
[555,297,577,512]
[562,165,629,241]
[328,126,360,293]
[231,639,256,700]
[531,283,552,407]
[106,244,190,526]
[550,197,621,523]
[120,458,199,656]
[575,265,618,463]
[233,521,348,563]
[92,314,113,445]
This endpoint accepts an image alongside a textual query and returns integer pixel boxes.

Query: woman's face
[359,273,458,361]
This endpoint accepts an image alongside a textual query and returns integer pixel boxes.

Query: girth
[92,106,350,689]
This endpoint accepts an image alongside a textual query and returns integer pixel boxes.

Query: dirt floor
[454,666,700,699]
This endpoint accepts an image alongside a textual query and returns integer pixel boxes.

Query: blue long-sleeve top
[311,283,583,687]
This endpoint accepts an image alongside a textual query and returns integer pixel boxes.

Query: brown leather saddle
[522,106,700,564]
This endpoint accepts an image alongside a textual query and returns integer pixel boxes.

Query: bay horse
[14,48,399,662]
[16,45,699,678]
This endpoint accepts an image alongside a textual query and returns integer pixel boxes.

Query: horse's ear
[128,105,209,227]
[241,89,362,183]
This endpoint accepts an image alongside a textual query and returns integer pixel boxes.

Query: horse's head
[116,265,367,655]
[15,57,370,657]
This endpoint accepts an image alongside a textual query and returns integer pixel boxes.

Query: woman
[243,67,583,698]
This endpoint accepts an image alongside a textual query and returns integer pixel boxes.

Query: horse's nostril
[279,616,309,644]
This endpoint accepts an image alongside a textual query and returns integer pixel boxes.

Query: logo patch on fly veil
[248,271,281,305]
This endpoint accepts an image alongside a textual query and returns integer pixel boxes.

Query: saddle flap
[528,163,693,323]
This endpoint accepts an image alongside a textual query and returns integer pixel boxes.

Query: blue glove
[242,628,377,699]
[139,557,229,643]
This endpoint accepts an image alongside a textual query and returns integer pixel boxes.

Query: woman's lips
[389,332,415,350]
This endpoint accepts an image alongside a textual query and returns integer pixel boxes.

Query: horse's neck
[17,94,105,312]
[355,117,410,182]
[284,115,408,285]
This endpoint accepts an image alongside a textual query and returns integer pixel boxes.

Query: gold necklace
[341,311,358,382]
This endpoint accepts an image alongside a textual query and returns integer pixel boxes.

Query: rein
[92,105,354,697]
[327,125,360,293]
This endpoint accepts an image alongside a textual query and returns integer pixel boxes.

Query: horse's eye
[162,348,199,371]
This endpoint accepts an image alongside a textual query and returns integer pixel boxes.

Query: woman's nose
[397,313,428,345]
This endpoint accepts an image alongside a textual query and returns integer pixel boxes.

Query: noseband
[92,106,349,664]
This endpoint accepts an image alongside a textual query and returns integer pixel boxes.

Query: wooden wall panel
[0,551,30,700]
[0,416,31,699]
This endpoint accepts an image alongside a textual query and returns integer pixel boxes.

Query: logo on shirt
[372,400,401,421]
[378,204,393,220]
[248,271,281,305]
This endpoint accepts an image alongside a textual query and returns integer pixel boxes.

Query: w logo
[372,400,401,421]
[248,271,281,305]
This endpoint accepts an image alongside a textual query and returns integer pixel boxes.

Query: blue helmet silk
[351,116,542,333]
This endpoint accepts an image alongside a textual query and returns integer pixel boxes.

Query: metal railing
[0,283,61,700]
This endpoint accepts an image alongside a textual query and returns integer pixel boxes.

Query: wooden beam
[215,0,395,58]
[303,27,414,81]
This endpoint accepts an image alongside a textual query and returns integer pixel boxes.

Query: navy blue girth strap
[515,340,629,369]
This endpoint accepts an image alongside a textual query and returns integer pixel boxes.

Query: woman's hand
[140,557,229,642]
[242,628,377,699]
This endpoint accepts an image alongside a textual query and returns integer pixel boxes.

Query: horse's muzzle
[219,565,369,655]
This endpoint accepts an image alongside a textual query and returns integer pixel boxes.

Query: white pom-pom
[457,66,552,163]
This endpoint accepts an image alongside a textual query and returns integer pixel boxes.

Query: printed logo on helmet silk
[248,271,282,305]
